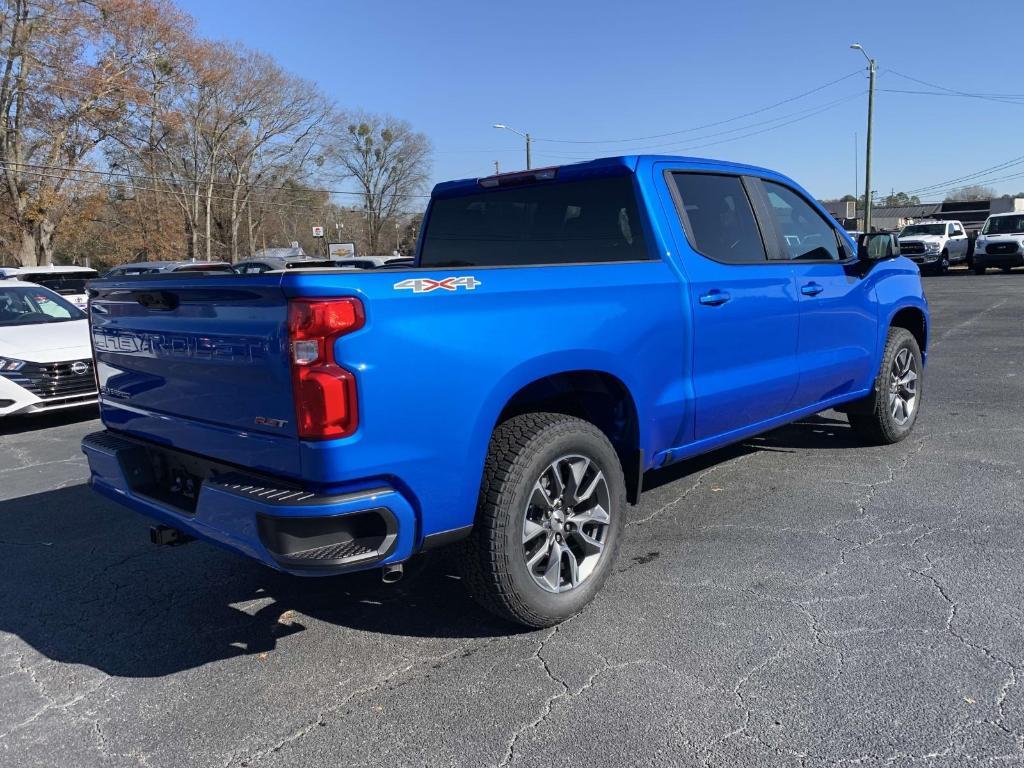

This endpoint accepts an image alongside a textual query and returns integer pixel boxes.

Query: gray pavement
[1,270,1022,767]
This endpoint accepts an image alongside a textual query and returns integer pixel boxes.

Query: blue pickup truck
[82,155,927,627]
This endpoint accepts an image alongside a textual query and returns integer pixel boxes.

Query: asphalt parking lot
[1,271,1022,767]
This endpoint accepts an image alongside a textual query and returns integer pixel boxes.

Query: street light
[850,43,877,234]
[493,123,532,170]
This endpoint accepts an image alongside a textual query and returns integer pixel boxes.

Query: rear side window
[762,181,841,262]
[670,173,767,264]
[419,176,651,267]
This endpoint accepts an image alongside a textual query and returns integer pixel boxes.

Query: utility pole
[494,160,501,175]
[851,44,876,233]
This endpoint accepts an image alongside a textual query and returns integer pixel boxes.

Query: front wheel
[458,412,625,628]
[938,251,949,274]
[848,327,922,445]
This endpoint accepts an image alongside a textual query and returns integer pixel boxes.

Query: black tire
[458,412,625,628]
[1002,267,1013,274]
[938,251,949,275]
[974,265,987,275]
[848,327,922,445]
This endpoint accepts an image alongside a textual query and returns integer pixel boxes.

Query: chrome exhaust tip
[381,564,404,584]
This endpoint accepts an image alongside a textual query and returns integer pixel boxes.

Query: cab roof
[431,155,786,199]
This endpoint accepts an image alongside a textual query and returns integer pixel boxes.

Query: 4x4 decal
[394,276,481,293]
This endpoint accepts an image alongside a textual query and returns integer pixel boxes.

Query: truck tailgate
[89,274,301,477]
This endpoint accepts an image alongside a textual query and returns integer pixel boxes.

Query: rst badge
[394,276,480,294]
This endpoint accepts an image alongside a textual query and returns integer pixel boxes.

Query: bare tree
[944,185,997,203]
[325,111,430,254]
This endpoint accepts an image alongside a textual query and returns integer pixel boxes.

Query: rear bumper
[81,430,419,575]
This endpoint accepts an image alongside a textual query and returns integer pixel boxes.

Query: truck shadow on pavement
[0,415,858,678]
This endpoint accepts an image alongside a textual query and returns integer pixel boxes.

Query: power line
[904,153,1024,196]
[2,160,432,200]
[536,92,864,160]
[531,70,864,144]
[879,88,1024,102]
[886,70,1024,106]
[5,166,428,211]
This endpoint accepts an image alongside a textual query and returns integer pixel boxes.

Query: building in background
[822,198,1024,234]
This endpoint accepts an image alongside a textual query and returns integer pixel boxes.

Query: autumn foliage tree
[0,0,432,268]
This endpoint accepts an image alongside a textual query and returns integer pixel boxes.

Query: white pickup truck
[896,220,969,275]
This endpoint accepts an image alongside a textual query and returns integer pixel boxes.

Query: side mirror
[858,232,900,261]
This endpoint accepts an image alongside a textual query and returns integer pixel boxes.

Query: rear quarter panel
[283,261,684,540]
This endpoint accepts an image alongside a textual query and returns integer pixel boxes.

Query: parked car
[81,156,928,627]
[972,212,1024,274]
[0,265,97,310]
[102,260,234,277]
[0,283,97,417]
[896,220,969,275]
[331,256,414,269]
[233,257,337,274]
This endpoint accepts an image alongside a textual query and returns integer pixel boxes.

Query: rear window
[419,176,651,267]
[18,273,96,294]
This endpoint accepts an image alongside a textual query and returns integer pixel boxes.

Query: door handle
[699,290,731,306]
[800,282,824,297]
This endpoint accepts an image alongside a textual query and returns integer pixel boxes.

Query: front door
[658,167,801,441]
[754,179,877,407]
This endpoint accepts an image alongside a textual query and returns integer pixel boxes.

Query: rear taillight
[287,298,365,440]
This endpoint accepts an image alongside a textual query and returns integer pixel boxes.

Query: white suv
[897,220,969,275]
[973,212,1024,274]
[0,283,97,417]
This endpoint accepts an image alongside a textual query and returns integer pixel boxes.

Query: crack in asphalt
[628,452,757,528]
[223,637,512,768]
[496,616,655,768]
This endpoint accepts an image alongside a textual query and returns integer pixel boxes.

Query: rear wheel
[848,327,922,445]
[458,412,625,628]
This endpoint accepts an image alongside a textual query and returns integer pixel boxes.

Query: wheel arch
[496,370,644,504]
[890,305,928,357]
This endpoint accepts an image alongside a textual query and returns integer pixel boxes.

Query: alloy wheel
[889,347,918,425]
[522,454,611,593]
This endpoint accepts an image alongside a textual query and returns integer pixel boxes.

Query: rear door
[753,179,877,407]
[658,167,800,440]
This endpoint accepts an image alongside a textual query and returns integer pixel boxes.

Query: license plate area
[118,442,233,514]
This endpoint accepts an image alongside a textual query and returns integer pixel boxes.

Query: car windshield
[18,272,96,294]
[982,215,1024,235]
[0,285,85,325]
[900,224,945,237]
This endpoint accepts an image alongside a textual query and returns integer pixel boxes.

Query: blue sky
[176,0,1022,202]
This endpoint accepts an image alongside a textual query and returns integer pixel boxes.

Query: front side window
[420,175,651,267]
[0,286,85,325]
[763,181,841,262]
[670,173,767,264]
